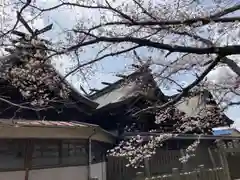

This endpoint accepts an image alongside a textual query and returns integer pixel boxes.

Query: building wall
[0,139,109,180]
[91,162,107,180]
[0,171,25,180]
[0,162,106,180]
[29,166,88,180]
[231,130,240,136]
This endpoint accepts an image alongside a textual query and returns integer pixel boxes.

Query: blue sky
[1,0,239,126]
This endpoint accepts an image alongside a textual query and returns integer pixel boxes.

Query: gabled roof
[174,90,233,125]
[88,66,233,126]
[175,90,217,117]
[54,69,98,109]
[89,66,166,110]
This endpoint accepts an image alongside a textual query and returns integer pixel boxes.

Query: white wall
[29,166,88,180]
[91,162,106,180]
[0,171,25,180]
[0,162,107,180]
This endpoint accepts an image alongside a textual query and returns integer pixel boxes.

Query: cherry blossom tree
[21,0,240,106]
[0,0,240,167]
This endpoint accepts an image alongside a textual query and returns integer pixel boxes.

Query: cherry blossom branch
[67,34,240,55]
[62,45,142,80]
[98,16,240,27]
[0,0,32,38]
[134,55,224,115]
[31,2,240,27]
[161,28,240,77]
[210,4,240,18]
[0,97,53,111]
[132,0,157,20]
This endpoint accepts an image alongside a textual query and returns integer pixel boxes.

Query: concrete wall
[29,166,88,180]
[0,162,106,180]
[91,162,106,180]
[0,171,25,180]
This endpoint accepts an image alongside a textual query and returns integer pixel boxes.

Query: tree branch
[210,4,240,18]
[0,97,53,111]
[0,0,32,38]
[132,0,157,20]
[134,55,224,115]
[62,45,142,80]
[67,34,240,55]
[155,28,240,77]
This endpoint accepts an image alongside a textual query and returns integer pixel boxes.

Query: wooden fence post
[144,157,151,178]
[208,148,220,180]
[218,149,231,180]
[198,165,205,180]
[180,149,188,171]
[135,172,145,180]
[208,148,217,168]
[172,168,180,180]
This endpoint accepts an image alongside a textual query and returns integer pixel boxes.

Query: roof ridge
[88,66,154,99]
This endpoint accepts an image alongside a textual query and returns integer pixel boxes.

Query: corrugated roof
[15,120,87,127]
[0,119,116,143]
[0,119,98,128]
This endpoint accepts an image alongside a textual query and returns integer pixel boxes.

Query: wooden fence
[107,148,222,180]
[107,142,240,180]
[135,165,227,180]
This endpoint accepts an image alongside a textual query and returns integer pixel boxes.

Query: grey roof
[174,90,233,124]
[92,81,138,109]
[55,69,98,109]
[176,90,213,117]
[88,66,233,126]
[89,67,165,109]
